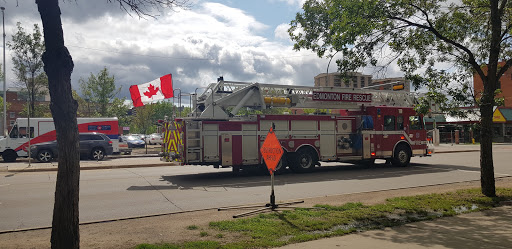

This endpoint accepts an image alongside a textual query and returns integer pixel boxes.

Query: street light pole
[1,7,6,136]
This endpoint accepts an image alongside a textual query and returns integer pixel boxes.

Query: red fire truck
[162,78,433,173]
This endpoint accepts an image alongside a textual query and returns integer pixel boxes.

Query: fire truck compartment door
[221,134,232,166]
[203,124,219,162]
[319,121,336,160]
[242,124,258,164]
[363,133,371,159]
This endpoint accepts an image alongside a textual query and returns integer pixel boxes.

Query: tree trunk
[478,0,499,197]
[480,102,495,197]
[36,1,80,248]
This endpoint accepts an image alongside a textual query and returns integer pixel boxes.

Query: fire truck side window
[397,116,404,130]
[383,115,395,131]
[409,116,422,130]
[362,116,374,130]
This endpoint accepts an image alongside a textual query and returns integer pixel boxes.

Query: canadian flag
[129,74,173,107]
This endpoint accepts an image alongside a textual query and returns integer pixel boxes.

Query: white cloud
[4,1,406,101]
[274,23,291,40]
[52,2,326,97]
[273,0,307,7]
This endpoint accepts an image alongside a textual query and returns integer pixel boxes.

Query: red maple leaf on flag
[143,84,159,98]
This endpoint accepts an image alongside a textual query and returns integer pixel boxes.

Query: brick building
[473,64,512,142]
[473,62,512,106]
[0,87,51,132]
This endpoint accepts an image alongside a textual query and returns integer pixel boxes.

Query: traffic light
[392,84,404,91]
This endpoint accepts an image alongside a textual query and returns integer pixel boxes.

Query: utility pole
[1,7,6,136]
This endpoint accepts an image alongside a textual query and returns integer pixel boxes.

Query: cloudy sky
[1,0,403,103]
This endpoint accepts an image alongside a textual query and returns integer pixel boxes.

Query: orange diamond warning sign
[260,127,284,173]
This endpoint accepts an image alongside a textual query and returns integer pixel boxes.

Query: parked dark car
[29,133,114,162]
[122,135,145,148]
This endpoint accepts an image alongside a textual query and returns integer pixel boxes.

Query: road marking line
[0,184,10,187]
[457,170,510,177]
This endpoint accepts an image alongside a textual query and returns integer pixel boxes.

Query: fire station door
[221,134,233,166]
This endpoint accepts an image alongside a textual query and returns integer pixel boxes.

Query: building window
[493,126,502,137]
[9,112,15,118]
[334,78,341,87]
[9,120,15,126]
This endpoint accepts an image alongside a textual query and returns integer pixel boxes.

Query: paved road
[0,147,511,232]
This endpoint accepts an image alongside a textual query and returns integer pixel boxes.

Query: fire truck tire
[2,150,17,162]
[290,147,317,173]
[232,166,240,173]
[392,144,411,167]
[260,154,287,175]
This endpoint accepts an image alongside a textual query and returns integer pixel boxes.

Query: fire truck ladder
[192,78,419,119]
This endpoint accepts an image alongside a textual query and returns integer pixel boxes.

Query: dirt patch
[1,177,512,249]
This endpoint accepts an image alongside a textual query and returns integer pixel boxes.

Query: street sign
[260,127,283,173]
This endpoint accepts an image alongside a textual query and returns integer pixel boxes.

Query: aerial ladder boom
[193,77,418,119]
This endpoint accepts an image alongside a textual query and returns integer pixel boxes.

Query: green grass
[136,188,512,249]
[186,225,199,230]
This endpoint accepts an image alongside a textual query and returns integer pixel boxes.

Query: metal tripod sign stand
[218,124,304,218]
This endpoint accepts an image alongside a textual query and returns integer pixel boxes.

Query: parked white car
[145,133,163,145]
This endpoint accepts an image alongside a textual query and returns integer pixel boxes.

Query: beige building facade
[314,72,372,88]
[314,73,410,92]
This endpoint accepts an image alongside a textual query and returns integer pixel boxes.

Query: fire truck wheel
[2,150,17,162]
[260,154,287,175]
[392,144,411,167]
[290,148,317,173]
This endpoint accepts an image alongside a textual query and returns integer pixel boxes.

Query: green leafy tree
[289,0,512,197]
[107,98,131,127]
[7,22,48,117]
[79,67,120,116]
[132,104,156,135]
[34,1,190,248]
[19,103,51,117]
[72,90,96,117]
[0,96,11,116]
[151,101,175,120]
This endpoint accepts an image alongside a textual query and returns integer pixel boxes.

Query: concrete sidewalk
[0,154,174,172]
[279,204,512,249]
[0,143,493,173]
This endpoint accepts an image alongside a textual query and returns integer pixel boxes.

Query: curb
[3,150,482,173]
[435,150,480,154]
[6,163,176,173]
